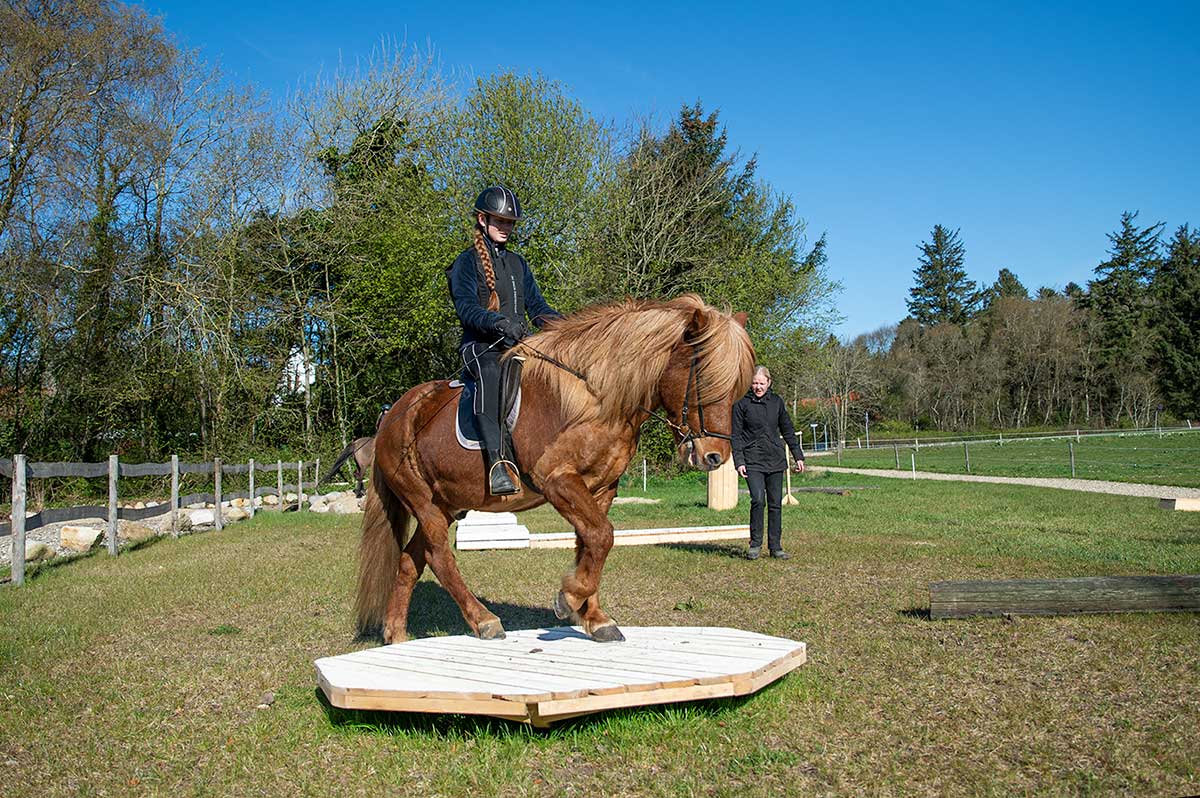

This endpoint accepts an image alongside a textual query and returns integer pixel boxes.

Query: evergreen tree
[1152,225,1200,418]
[906,225,977,325]
[981,267,1028,310]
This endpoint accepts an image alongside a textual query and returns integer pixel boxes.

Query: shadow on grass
[898,607,932,620]
[660,542,747,559]
[354,581,562,643]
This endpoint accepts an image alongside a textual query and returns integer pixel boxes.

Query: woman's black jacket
[731,389,805,473]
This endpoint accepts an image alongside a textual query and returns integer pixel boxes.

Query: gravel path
[811,466,1200,499]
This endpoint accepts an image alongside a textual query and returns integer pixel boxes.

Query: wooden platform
[315,626,805,727]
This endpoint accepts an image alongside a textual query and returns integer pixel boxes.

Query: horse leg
[382,529,426,643]
[411,502,506,640]
[544,473,623,642]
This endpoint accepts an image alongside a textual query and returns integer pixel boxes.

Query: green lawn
[1,472,1197,797]
[828,430,1200,488]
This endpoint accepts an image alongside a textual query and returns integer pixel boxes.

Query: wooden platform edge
[317,640,807,728]
[930,574,1200,619]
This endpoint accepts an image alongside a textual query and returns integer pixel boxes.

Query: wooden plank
[318,672,531,718]
[1160,498,1200,511]
[529,525,749,549]
[930,575,1200,619]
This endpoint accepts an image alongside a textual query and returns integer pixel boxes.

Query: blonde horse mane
[518,294,755,427]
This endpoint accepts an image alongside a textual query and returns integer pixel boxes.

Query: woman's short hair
[753,365,771,381]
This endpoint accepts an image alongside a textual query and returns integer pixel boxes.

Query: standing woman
[447,186,561,496]
[731,365,805,560]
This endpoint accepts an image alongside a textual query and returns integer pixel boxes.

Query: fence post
[107,455,119,556]
[999,431,1003,447]
[911,451,916,480]
[170,454,179,538]
[964,442,971,473]
[894,443,900,469]
[642,458,647,492]
[1069,442,1076,478]
[297,460,304,511]
[314,458,320,495]
[12,454,26,586]
[214,457,223,531]
[276,460,283,510]
[248,458,255,519]
[1076,429,1080,442]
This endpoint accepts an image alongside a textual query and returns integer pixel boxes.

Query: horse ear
[733,311,748,328]
[686,308,707,337]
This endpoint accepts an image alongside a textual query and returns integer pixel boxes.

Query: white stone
[224,507,250,523]
[25,541,55,562]
[310,502,330,513]
[61,525,104,552]
[186,502,206,510]
[327,494,362,514]
[261,494,278,506]
[189,509,215,526]
[285,492,298,502]
[231,497,250,508]
[145,500,159,508]
[117,520,156,542]
[133,501,146,510]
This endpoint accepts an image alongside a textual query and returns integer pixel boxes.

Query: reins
[512,336,731,447]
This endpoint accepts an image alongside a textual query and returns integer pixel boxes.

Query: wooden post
[12,454,26,586]
[706,459,738,511]
[782,447,799,506]
[248,458,255,519]
[894,443,900,469]
[214,458,223,531]
[107,455,119,556]
[963,442,971,473]
[170,454,179,538]
[998,431,1003,447]
[297,460,304,511]
[642,459,647,493]
[315,458,320,496]
[277,460,283,510]
[910,451,916,480]
[1069,442,1076,478]
[1075,429,1080,442]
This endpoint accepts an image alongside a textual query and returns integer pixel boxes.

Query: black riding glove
[494,318,525,346]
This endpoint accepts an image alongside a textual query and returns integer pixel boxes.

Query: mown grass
[1,472,1197,797]
[829,430,1200,488]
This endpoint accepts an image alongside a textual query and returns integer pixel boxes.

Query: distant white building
[280,347,316,395]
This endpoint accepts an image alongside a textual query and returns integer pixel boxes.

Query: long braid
[473,225,500,312]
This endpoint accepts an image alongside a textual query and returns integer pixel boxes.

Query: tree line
[813,215,1198,443]
[0,1,833,465]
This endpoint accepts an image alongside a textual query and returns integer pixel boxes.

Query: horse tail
[354,459,412,638]
[317,441,358,490]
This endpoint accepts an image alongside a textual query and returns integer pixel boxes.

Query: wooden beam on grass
[1159,498,1200,512]
[929,575,1200,620]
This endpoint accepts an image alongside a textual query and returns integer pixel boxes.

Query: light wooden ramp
[316,626,805,727]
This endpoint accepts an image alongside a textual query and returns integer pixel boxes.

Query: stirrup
[488,459,520,496]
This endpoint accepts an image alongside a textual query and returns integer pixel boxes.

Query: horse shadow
[659,542,747,559]
[354,580,562,643]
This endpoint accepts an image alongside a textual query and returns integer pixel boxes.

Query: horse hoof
[477,618,506,640]
[553,591,577,621]
[591,623,625,643]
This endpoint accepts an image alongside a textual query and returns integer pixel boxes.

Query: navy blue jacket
[732,389,805,473]
[446,239,559,347]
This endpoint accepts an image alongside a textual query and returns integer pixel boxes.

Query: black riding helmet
[473,185,522,221]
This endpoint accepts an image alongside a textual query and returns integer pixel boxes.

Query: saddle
[453,356,524,457]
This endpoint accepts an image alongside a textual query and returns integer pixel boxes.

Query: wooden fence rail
[2,455,323,587]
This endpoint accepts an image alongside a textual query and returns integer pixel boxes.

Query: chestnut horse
[355,295,754,643]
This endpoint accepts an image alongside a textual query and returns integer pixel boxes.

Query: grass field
[827,430,1200,488]
[1,472,1198,796]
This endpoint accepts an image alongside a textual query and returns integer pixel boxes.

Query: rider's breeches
[461,341,503,452]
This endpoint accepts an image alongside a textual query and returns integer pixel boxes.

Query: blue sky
[144,0,1199,337]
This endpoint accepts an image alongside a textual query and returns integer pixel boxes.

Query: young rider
[446,186,561,496]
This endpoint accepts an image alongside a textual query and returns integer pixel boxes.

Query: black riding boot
[477,413,518,496]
